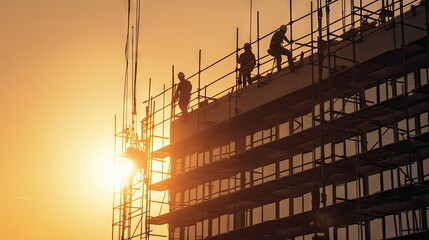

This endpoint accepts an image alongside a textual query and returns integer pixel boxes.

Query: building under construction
[112,0,429,239]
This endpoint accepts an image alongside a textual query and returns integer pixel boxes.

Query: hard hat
[178,72,185,79]
[243,43,251,49]
[280,25,287,32]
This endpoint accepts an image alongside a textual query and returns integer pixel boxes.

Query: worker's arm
[173,84,181,102]
[283,34,294,44]
[251,53,256,68]
[237,54,242,64]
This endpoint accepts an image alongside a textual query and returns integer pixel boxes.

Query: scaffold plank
[151,39,429,161]
[203,182,429,240]
[151,87,429,192]
[149,132,429,227]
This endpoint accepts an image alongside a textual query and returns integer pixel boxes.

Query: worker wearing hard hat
[173,72,192,119]
[237,43,256,87]
[268,24,303,72]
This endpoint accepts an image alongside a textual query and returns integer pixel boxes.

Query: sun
[90,149,136,191]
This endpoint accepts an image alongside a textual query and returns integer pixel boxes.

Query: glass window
[190,152,197,170]
[204,150,211,165]
[279,121,289,139]
[253,167,263,186]
[184,189,189,206]
[385,214,398,238]
[263,203,276,222]
[325,185,333,206]
[366,129,380,150]
[368,173,381,195]
[190,187,196,205]
[337,226,346,239]
[303,111,312,130]
[345,137,358,157]
[253,131,262,147]
[279,198,290,218]
[173,227,180,240]
[197,152,204,167]
[220,178,229,196]
[335,184,345,202]
[197,185,203,203]
[303,151,312,171]
[420,67,428,86]
[211,180,220,198]
[212,218,219,236]
[334,141,344,161]
[279,159,290,177]
[252,206,262,225]
[347,180,357,199]
[420,112,429,133]
[407,72,416,92]
[423,158,429,180]
[228,214,234,232]
[293,196,303,215]
[383,170,393,191]
[365,86,377,107]
[292,154,303,174]
[370,218,383,240]
[303,193,312,212]
[293,116,303,133]
[219,214,228,234]
[245,135,252,150]
[184,155,191,172]
[379,82,388,102]
[203,219,209,238]
[188,225,195,240]
[212,147,220,161]
[196,222,202,240]
[263,163,276,182]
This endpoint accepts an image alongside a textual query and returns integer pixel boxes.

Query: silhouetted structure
[238,43,256,87]
[268,25,303,72]
[174,72,192,118]
[112,1,429,240]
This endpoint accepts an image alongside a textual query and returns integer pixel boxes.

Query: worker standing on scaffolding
[268,24,303,72]
[237,43,256,87]
[174,72,192,119]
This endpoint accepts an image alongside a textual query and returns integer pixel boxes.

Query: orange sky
[0,0,376,239]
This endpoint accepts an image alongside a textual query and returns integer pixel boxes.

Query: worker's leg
[243,72,251,87]
[239,72,246,88]
[179,99,189,118]
[274,54,282,71]
[237,72,242,86]
[279,48,295,72]
[246,72,251,86]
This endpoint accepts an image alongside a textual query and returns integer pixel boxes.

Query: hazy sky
[0,0,361,239]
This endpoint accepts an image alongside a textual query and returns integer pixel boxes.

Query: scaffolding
[112,0,429,239]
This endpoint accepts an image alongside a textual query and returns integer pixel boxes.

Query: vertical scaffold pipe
[257,11,260,80]
[289,0,293,57]
[310,1,320,238]
[316,0,328,238]
[235,28,239,116]
[250,0,253,43]
[399,0,416,237]
[198,50,202,133]
[326,1,333,238]
[171,65,175,121]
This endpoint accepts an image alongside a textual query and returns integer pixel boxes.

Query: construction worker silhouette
[174,72,192,119]
[268,24,303,72]
[237,43,256,87]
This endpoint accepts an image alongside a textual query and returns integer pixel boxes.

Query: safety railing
[141,0,421,154]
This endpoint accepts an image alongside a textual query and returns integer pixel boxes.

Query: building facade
[149,1,429,239]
